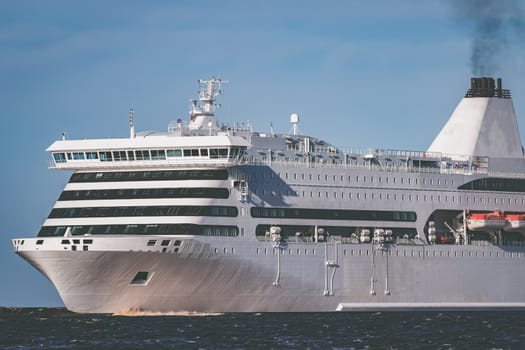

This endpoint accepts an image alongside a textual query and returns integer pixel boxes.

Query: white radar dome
[290,113,299,123]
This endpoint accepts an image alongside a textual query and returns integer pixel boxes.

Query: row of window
[251,207,417,222]
[59,187,229,201]
[69,169,228,183]
[254,246,524,258]
[48,205,238,218]
[49,205,416,221]
[459,178,525,193]
[53,147,246,164]
[38,224,239,237]
[252,187,525,206]
[249,170,454,187]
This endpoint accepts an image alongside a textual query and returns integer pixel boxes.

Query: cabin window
[53,153,67,163]
[209,149,219,158]
[183,149,195,157]
[135,150,150,160]
[99,151,113,161]
[219,148,228,158]
[151,150,166,160]
[200,148,208,157]
[167,149,182,157]
[86,152,98,160]
[113,151,127,161]
[230,147,239,158]
[72,152,85,160]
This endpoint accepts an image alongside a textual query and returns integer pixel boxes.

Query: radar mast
[188,78,226,130]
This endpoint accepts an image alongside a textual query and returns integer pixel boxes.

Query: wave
[113,308,224,317]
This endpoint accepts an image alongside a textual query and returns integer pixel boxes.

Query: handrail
[49,156,525,180]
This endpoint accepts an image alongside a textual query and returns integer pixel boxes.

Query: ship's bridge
[47,133,249,170]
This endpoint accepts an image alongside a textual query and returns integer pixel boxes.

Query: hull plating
[17,241,525,313]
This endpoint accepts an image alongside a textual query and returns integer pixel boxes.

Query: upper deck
[47,77,525,178]
[48,131,250,170]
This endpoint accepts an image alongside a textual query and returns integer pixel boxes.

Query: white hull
[15,237,525,313]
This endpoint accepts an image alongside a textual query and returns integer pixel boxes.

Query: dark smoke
[452,0,525,76]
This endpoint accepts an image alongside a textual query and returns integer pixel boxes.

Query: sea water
[1,308,524,349]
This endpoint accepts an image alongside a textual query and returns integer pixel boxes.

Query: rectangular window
[99,151,113,161]
[218,148,228,158]
[229,147,238,159]
[135,150,150,160]
[127,151,135,161]
[151,150,166,160]
[210,149,219,158]
[200,149,208,157]
[113,151,127,161]
[86,152,98,160]
[53,153,67,163]
[73,152,85,160]
[167,149,182,157]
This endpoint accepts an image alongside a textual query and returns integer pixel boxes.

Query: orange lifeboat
[504,214,525,232]
[466,211,506,231]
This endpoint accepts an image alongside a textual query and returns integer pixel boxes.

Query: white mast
[188,78,226,130]
[129,107,136,139]
[290,113,300,135]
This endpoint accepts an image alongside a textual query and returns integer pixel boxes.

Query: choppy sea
[1,308,525,349]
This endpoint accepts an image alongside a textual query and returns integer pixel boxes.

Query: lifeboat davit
[467,211,506,231]
[504,214,525,232]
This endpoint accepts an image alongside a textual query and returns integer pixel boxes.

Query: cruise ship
[12,77,525,313]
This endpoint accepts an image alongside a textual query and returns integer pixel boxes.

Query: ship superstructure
[12,77,525,313]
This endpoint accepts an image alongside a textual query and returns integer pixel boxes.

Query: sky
[1,0,525,307]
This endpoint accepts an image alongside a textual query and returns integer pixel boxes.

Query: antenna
[188,77,228,131]
[129,107,136,139]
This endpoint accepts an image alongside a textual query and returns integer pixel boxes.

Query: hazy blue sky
[1,0,525,307]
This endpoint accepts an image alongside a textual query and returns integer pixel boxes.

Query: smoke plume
[452,0,525,76]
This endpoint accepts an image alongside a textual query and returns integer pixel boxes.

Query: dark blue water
[1,308,525,349]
